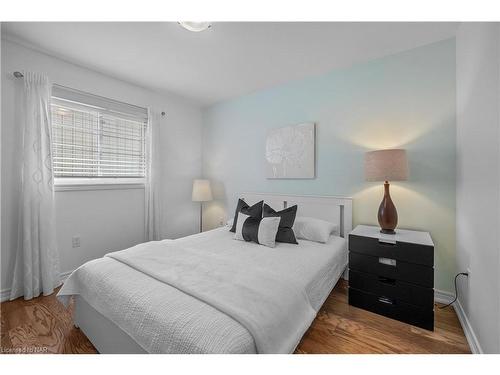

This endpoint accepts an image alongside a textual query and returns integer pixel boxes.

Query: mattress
[59,227,347,353]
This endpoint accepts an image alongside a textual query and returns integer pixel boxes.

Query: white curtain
[145,108,161,241]
[10,72,60,301]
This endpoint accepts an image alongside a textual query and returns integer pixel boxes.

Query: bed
[57,193,352,354]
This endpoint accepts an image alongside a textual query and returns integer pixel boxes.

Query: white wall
[1,38,203,291]
[456,22,500,353]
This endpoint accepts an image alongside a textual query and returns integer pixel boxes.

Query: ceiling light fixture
[178,22,212,32]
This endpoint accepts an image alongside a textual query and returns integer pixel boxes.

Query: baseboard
[342,267,349,280]
[434,289,483,354]
[0,270,74,303]
[453,299,483,354]
[434,289,454,304]
[434,289,482,353]
[0,288,10,303]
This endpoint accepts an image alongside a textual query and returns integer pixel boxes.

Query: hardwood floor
[295,281,470,354]
[0,280,470,354]
[0,288,97,354]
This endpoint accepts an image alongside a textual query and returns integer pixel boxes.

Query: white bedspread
[105,241,315,353]
[58,227,347,354]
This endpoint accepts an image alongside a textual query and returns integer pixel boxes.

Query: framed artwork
[265,122,315,179]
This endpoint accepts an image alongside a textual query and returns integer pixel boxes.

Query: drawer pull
[378,296,394,305]
[378,276,396,285]
[378,257,397,266]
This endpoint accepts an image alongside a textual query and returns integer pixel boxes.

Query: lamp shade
[192,179,213,202]
[365,149,408,182]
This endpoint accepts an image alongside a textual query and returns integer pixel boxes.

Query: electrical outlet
[72,236,81,248]
[219,218,224,227]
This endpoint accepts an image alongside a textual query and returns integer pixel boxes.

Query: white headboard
[240,193,353,238]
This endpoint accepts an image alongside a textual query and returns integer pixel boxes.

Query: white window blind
[50,86,148,181]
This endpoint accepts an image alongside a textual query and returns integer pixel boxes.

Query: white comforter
[58,228,347,354]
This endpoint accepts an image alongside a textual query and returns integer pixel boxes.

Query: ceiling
[2,22,458,106]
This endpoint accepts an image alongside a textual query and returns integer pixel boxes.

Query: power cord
[438,272,469,309]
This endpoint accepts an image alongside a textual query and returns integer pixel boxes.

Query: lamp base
[199,203,203,233]
[378,181,398,235]
[380,228,396,235]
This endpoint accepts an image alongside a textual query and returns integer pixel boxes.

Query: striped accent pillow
[234,212,281,248]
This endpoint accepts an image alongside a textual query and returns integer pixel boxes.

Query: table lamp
[192,179,213,232]
[365,149,408,234]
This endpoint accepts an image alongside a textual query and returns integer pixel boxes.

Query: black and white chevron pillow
[234,212,281,248]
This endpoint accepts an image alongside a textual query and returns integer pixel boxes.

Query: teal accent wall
[203,39,456,292]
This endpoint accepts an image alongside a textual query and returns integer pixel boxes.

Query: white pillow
[234,212,280,248]
[292,216,338,243]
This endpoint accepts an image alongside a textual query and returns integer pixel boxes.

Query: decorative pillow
[234,212,280,248]
[262,203,298,244]
[229,199,263,233]
[292,216,338,243]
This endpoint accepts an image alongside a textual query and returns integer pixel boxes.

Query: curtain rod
[12,71,166,116]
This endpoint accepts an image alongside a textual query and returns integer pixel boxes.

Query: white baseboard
[454,299,483,354]
[0,288,10,303]
[434,289,482,354]
[342,267,349,280]
[0,270,74,303]
[435,289,454,304]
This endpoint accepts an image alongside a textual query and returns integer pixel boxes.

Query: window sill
[54,178,145,192]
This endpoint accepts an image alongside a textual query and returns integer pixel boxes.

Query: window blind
[50,86,148,179]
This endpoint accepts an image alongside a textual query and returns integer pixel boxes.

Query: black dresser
[348,225,435,330]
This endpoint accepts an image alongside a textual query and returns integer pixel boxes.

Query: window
[50,86,148,187]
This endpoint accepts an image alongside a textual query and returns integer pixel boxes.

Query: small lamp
[365,149,408,234]
[192,179,213,232]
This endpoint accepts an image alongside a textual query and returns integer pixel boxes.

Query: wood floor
[296,281,470,354]
[0,289,96,354]
[0,280,470,354]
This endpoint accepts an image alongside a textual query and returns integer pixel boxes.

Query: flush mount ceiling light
[178,22,212,32]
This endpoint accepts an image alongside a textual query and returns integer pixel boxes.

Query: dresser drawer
[349,269,434,308]
[349,252,433,287]
[349,234,434,267]
[348,288,434,330]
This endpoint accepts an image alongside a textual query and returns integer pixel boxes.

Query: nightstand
[348,225,435,330]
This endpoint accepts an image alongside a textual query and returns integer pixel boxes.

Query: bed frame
[74,193,353,353]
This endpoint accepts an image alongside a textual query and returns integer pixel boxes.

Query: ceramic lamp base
[378,181,398,234]
[380,228,396,235]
